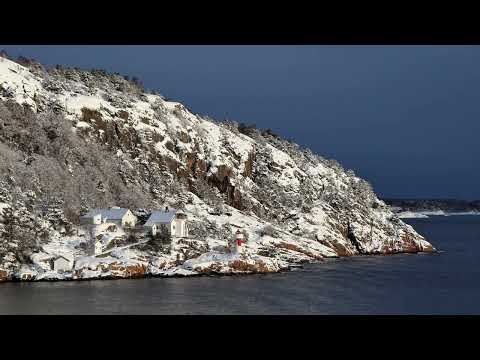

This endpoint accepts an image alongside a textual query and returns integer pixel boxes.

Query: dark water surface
[1,216,479,314]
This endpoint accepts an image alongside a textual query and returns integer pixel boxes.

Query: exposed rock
[318,238,353,257]
[0,269,10,282]
[185,253,284,275]
[401,231,426,253]
[108,262,147,278]
[0,56,436,283]
[185,152,207,178]
[276,242,325,260]
[73,258,148,280]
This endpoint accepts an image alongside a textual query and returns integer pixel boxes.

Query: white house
[95,240,104,255]
[144,207,188,238]
[53,255,74,272]
[80,207,137,228]
[47,254,74,272]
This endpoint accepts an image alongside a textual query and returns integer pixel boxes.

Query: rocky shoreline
[0,243,436,283]
[0,56,435,284]
[384,198,480,216]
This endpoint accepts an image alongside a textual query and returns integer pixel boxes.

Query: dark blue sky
[1,45,479,200]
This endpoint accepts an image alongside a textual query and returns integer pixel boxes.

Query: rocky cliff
[0,55,434,281]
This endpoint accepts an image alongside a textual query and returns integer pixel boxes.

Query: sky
[1,45,479,200]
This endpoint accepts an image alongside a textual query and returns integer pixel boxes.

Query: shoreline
[396,211,480,219]
[0,248,437,284]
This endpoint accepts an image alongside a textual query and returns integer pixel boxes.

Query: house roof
[144,209,178,227]
[35,253,72,263]
[81,208,131,220]
[54,255,72,263]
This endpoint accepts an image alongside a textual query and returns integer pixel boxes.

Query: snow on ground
[0,57,43,110]
[396,210,480,218]
[446,211,480,216]
[183,251,239,269]
[397,211,430,219]
[75,255,115,269]
[267,144,303,187]
[0,202,9,217]
[154,267,199,277]
[62,93,114,117]
[1,55,436,281]
[182,250,289,274]
[418,210,446,216]
[75,121,92,129]
[36,270,72,281]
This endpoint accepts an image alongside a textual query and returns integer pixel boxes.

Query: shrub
[261,128,280,139]
[238,123,257,137]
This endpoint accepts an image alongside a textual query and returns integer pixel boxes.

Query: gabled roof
[54,254,73,263]
[144,209,178,227]
[80,208,131,220]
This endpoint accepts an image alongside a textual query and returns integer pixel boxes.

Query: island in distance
[0,53,434,282]
[384,199,480,218]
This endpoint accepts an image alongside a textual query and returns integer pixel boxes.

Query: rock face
[0,55,435,282]
[0,269,10,282]
[73,258,148,280]
[182,251,288,275]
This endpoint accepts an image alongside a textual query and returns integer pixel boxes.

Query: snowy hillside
[0,55,434,282]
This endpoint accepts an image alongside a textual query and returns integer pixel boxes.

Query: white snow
[0,202,9,216]
[395,209,480,219]
[0,57,43,110]
[0,55,437,282]
[75,121,92,129]
[397,211,430,219]
[447,211,480,216]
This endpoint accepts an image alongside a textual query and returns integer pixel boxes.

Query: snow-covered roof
[54,254,73,263]
[33,252,73,263]
[144,209,178,227]
[80,208,130,220]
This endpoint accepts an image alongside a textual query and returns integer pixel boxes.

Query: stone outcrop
[73,260,148,280]
[0,56,437,283]
[0,269,10,282]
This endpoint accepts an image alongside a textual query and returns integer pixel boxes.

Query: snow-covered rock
[182,251,289,274]
[0,55,435,281]
[397,211,430,219]
[0,268,10,282]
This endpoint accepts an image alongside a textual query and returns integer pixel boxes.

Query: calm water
[1,216,479,314]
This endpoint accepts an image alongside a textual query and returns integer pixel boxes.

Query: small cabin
[144,207,188,238]
[80,207,137,228]
[48,255,74,272]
